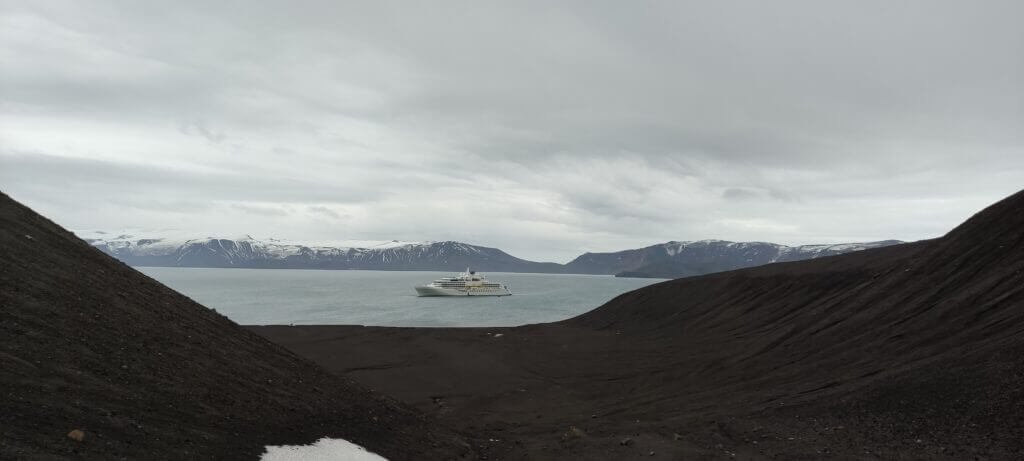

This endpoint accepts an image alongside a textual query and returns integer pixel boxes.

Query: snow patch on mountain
[79,230,424,258]
[74,230,557,272]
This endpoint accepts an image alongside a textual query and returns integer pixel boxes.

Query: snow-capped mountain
[565,239,903,278]
[77,230,563,273]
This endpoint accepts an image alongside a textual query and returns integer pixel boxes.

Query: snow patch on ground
[262,437,387,461]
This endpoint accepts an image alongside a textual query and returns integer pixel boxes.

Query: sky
[1,1,1022,263]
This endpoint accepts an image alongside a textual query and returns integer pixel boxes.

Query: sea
[138,267,665,327]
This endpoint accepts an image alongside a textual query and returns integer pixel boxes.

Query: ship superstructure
[414,269,512,297]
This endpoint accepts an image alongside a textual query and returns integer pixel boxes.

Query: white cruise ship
[414,269,512,297]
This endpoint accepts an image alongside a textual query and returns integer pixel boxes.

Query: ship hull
[414,286,511,297]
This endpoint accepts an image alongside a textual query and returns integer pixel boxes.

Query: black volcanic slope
[254,190,1024,459]
[0,192,473,459]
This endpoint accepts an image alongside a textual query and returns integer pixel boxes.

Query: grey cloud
[179,119,227,143]
[1,1,1022,261]
[767,189,797,203]
[722,188,759,201]
[307,205,342,219]
[229,203,289,217]
[722,188,797,202]
[0,151,382,205]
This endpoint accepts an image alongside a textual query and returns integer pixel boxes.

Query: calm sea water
[137,267,665,327]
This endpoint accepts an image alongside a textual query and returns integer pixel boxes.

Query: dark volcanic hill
[0,192,473,459]
[253,189,1024,459]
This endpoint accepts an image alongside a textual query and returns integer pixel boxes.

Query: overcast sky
[1,1,1022,262]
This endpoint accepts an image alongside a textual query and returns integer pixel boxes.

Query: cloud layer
[2,1,1022,262]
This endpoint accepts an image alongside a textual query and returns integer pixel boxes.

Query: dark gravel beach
[3,189,1023,459]
[253,189,1024,459]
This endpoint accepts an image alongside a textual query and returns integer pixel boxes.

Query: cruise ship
[414,269,512,297]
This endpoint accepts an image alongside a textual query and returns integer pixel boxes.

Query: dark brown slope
[0,191,474,460]
[254,189,1024,459]
[560,189,1024,456]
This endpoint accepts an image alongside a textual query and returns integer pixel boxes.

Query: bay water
[138,267,665,327]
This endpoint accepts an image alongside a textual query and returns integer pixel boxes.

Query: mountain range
[79,230,901,278]
[576,239,903,277]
